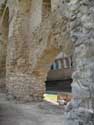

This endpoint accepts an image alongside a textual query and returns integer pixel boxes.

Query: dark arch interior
[45,53,73,93]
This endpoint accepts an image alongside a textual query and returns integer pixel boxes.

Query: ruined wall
[30,0,61,32]
[6,0,73,102]
[51,0,59,11]
[6,0,33,101]
[58,0,94,124]
[28,9,73,102]
[0,3,9,91]
[30,0,42,32]
[2,4,94,125]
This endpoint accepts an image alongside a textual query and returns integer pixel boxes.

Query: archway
[4,0,94,124]
[31,12,74,101]
[44,52,73,104]
[6,0,74,101]
[4,0,75,105]
[46,52,73,92]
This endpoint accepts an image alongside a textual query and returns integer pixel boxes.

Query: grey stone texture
[0,0,94,124]
[60,0,94,124]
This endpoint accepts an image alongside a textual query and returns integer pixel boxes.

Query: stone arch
[4,0,94,124]
[30,11,74,101]
[6,1,74,101]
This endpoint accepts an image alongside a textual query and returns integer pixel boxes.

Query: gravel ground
[0,100,64,125]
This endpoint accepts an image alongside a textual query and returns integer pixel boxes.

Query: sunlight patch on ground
[44,94,58,105]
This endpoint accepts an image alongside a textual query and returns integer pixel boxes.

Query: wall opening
[44,52,73,104]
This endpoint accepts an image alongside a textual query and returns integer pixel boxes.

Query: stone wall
[6,0,73,102]
[3,1,94,124]
[59,0,94,124]
[0,2,9,91]
[30,0,42,32]
[6,0,33,102]
[29,10,73,102]
[30,0,61,32]
[0,4,94,125]
[51,0,60,11]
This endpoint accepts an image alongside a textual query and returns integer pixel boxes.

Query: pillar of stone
[63,0,94,124]
[31,72,47,101]
[30,47,61,101]
[6,0,36,102]
[0,2,9,91]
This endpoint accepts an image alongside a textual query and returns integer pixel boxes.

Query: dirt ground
[0,97,64,125]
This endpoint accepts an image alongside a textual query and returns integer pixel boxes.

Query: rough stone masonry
[6,0,72,102]
[0,1,9,91]
[0,0,94,124]
[60,0,94,124]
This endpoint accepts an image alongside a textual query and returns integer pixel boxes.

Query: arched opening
[46,52,73,92]
[0,2,9,91]
[29,10,74,102]
[44,52,73,104]
[6,0,74,102]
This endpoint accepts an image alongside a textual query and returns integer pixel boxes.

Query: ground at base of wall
[0,100,64,125]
